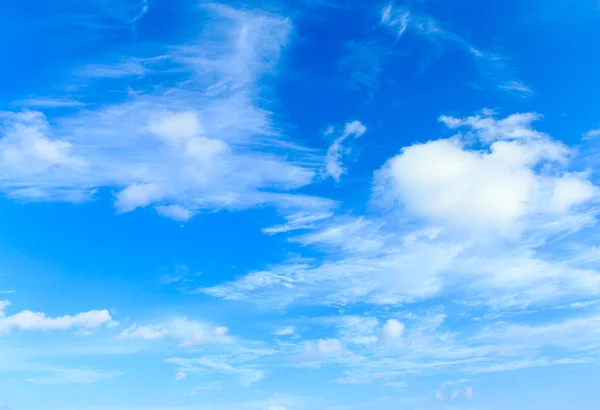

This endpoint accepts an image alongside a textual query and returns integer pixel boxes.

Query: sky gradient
[1,1,600,409]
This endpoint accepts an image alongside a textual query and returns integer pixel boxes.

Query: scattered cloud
[0,301,113,335]
[272,326,297,336]
[262,212,333,235]
[166,356,265,386]
[119,324,168,340]
[0,111,87,181]
[441,379,470,388]
[380,3,531,94]
[155,205,194,222]
[0,300,10,316]
[170,318,231,347]
[118,318,231,346]
[477,313,600,351]
[435,386,473,401]
[0,5,331,221]
[584,128,600,139]
[325,120,367,182]
[302,338,344,362]
[380,319,405,342]
[202,110,599,316]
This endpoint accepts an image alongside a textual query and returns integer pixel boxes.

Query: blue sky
[1,0,600,409]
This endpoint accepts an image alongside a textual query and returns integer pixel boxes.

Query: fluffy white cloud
[325,120,366,182]
[375,111,597,235]
[0,302,113,335]
[380,319,405,342]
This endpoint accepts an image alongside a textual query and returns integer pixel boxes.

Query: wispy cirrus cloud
[14,98,85,108]
[0,4,332,221]
[380,2,532,95]
[584,128,600,139]
[166,356,265,386]
[25,367,122,385]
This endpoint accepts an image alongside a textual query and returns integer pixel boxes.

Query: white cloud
[262,212,333,235]
[155,205,194,222]
[201,229,459,308]
[0,5,331,220]
[119,324,168,340]
[380,319,405,342]
[0,111,86,178]
[0,300,10,317]
[272,326,297,336]
[203,201,598,313]
[441,379,470,388]
[175,371,188,381]
[583,128,600,139]
[118,318,231,346]
[468,357,594,374]
[436,386,473,401]
[380,4,531,94]
[375,111,597,235]
[0,303,113,335]
[114,183,165,213]
[170,318,231,347]
[325,120,366,182]
[302,338,344,360]
[330,315,379,345]
[477,313,600,351]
